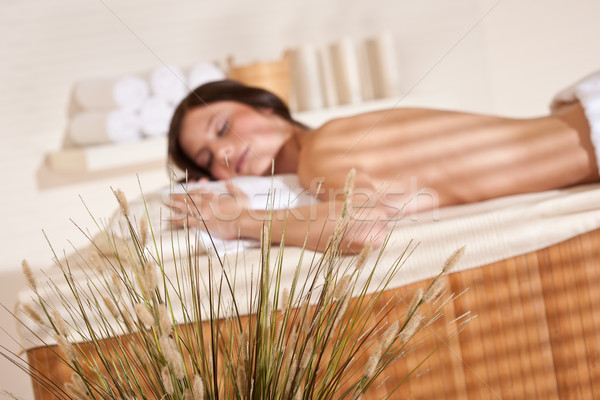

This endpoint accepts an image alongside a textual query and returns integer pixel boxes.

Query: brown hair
[168,80,307,180]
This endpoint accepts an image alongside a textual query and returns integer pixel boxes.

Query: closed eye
[194,118,227,169]
[217,120,229,137]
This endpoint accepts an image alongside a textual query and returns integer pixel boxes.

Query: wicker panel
[27,229,600,400]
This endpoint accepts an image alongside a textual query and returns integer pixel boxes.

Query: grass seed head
[139,217,148,247]
[193,375,205,400]
[423,278,446,304]
[22,304,45,326]
[110,271,124,293]
[65,375,91,400]
[21,260,37,290]
[355,241,373,271]
[236,362,247,397]
[401,312,423,342]
[364,346,382,378]
[408,288,423,313]
[102,297,120,319]
[144,263,158,293]
[54,333,77,362]
[51,309,69,337]
[331,294,351,334]
[160,335,185,379]
[161,366,174,394]
[69,372,88,395]
[260,225,269,262]
[134,303,154,327]
[284,358,299,398]
[239,330,250,362]
[380,320,400,350]
[443,246,465,273]
[115,189,129,217]
[300,338,314,370]
[158,304,172,334]
[333,275,351,300]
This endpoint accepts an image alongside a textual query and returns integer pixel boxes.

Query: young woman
[168,79,599,254]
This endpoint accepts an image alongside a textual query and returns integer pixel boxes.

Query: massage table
[18,181,600,399]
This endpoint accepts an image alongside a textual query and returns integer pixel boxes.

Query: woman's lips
[235,147,249,174]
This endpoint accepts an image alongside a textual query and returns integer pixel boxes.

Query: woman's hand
[169,183,250,240]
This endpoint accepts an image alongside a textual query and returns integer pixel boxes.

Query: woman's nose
[213,142,234,167]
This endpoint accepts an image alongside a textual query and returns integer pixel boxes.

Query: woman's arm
[170,183,388,254]
[237,200,388,254]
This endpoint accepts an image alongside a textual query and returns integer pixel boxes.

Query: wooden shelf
[47,137,166,172]
[46,92,458,174]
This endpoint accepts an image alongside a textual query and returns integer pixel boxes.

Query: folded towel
[73,75,150,110]
[68,109,142,145]
[551,69,600,172]
[110,174,317,255]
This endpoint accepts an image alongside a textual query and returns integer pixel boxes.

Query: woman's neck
[273,125,308,175]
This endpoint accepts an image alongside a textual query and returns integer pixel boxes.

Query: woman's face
[179,101,292,180]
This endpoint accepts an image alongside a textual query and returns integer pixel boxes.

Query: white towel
[150,65,187,106]
[551,69,600,172]
[188,62,226,89]
[139,97,175,137]
[110,174,317,256]
[68,109,142,145]
[329,38,363,105]
[73,75,150,110]
[317,45,339,108]
[364,32,401,99]
[290,44,325,111]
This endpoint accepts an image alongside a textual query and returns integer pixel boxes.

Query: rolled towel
[140,97,175,137]
[356,41,374,102]
[329,38,363,105]
[290,44,325,111]
[188,62,226,89]
[318,46,339,108]
[150,64,187,105]
[74,75,150,110]
[551,69,600,173]
[68,109,142,145]
[365,32,401,99]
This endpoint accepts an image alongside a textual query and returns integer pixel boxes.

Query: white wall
[0,0,598,398]
[479,0,600,116]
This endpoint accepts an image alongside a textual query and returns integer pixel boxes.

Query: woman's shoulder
[298,108,407,161]
[317,107,426,133]
[320,109,386,130]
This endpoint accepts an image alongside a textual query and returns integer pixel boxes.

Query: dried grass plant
[4,176,469,400]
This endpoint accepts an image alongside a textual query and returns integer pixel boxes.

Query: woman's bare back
[297,106,597,215]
